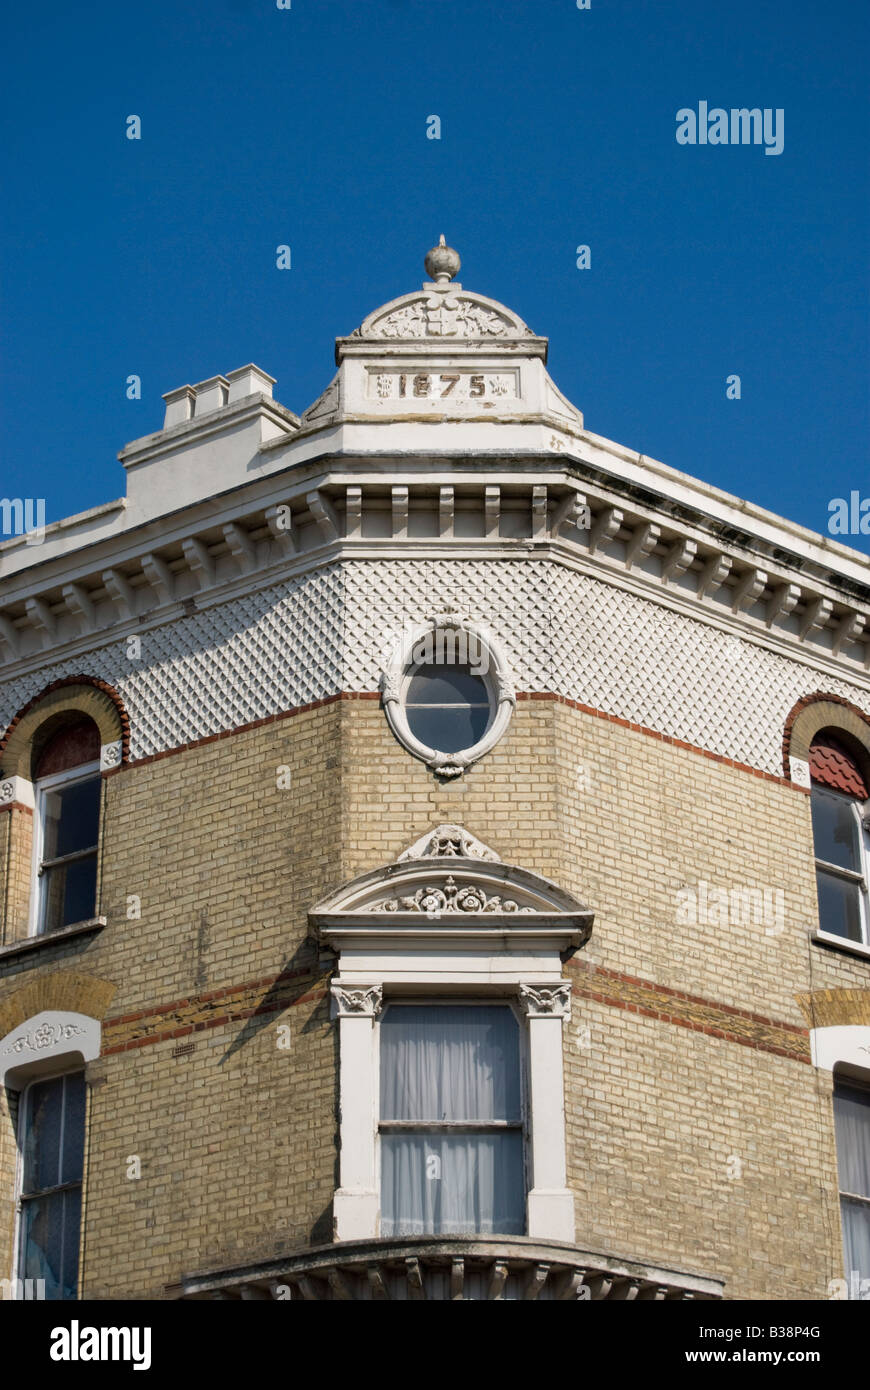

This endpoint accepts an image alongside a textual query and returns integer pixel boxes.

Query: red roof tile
[810,736,868,797]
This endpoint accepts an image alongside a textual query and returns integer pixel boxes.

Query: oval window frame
[381,618,515,777]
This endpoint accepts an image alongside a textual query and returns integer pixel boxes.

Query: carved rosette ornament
[330,984,383,1018]
[100,741,122,771]
[374,874,533,916]
[2,1019,87,1057]
[519,983,573,1020]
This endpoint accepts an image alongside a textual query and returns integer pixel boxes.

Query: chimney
[162,385,196,429]
[160,366,277,431]
[226,364,276,403]
[192,375,230,416]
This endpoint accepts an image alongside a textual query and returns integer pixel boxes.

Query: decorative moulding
[100,740,123,771]
[519,982,573,1020]
[1,555,868,783]
[330,984,384,1019]
[309,826,594,952]
[301,377,340,425]
[0,477,868,697]
[397,823,500,863]
[0,774,34,809]
[0,1009,101,1086]
[348,285,540,346]
[789,756,811,788]
[372,874,534,916]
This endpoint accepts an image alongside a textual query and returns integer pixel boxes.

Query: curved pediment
[352,288,536,343]
[309,825,593,948]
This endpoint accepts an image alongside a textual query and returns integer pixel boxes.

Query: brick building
[1,239,869,1302]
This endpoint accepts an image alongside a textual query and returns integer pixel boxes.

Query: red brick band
[99,959,809,1063]
[568,958,810,1064]
[106,689,806,791]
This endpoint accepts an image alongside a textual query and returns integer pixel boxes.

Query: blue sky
[1,0,868,550]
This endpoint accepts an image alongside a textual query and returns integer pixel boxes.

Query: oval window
[381,622,515,776]
[405,664,491,754]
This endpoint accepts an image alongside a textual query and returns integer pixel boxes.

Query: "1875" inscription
[369,371,517,401]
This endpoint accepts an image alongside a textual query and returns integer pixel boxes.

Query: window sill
[812,930,870,963]
[0,917,106,961]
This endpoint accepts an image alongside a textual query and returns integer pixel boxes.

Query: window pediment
[309,825,593,949]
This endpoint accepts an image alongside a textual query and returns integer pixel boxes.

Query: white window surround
[810,1031,870,1285]
[1,1010,100,1297]
[813,932,870,962]
[811,784,870,949]
[29,759,101,939]
[309,825,593,1246]
[0,1011,102,1088]
[810,1026,870,1077]
[381,616,515,778]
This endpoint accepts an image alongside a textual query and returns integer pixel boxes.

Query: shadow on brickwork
[218,938,333,1067]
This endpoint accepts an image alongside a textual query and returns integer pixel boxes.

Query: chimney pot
[161,385,196,429]
[225,364,276,403]
[192,375,230,416]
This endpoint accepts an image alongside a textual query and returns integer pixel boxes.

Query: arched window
[0,990,106,1300]
[810,732,870,947]
[30,718,102,937]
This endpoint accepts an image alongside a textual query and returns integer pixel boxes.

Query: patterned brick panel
[0,559,867,775]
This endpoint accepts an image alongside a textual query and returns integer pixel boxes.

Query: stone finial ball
[425,235,461,284]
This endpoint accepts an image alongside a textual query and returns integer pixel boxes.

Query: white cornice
[0,468,868,687]
[575,426,870,588]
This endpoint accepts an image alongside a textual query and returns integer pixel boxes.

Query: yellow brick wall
[0,806,33,946]
[0,694,866,1298]
[564,1004,841,1300]
[0,1084,16,1288]
[81,1000,336,1299]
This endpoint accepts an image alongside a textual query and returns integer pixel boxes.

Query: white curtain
[834,1082,870,1283]
[379,1005,524,1235]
